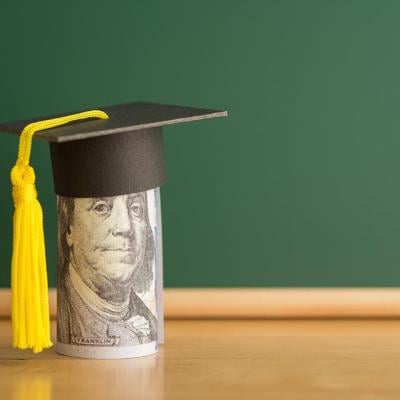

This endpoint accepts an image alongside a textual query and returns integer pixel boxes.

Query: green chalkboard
[1,0,400,288]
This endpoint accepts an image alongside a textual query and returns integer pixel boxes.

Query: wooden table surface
[1,319,400,399]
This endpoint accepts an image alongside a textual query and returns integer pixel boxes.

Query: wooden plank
[2,288,400,318]
[2,319,400,399]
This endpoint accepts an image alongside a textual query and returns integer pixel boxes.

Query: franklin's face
[66,193,148,294]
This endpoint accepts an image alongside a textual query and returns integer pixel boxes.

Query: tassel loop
[11,165,37,204]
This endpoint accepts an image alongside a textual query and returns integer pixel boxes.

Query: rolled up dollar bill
[56,188,160,359]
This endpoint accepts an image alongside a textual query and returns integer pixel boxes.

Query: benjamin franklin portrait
[57,191,157,347]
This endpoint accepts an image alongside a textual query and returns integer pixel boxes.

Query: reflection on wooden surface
[0,320,163,400]
[12,375,52,400]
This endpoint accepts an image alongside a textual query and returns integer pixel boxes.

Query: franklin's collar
[68,262,130,322]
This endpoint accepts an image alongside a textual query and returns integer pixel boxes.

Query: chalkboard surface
[1,1,400,288]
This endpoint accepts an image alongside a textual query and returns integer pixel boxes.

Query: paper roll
[56,188,160,359]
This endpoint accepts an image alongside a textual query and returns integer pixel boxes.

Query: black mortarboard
[0,102,227,197]
[0,101,227,355]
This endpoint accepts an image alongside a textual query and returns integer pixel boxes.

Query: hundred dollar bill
[56,188,161,359]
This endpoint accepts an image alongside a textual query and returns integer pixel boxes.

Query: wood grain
[1,319,400,399]
[3,288,400,318]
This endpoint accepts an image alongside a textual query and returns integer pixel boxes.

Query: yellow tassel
[10,110,109,353]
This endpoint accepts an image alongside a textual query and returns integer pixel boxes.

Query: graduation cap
[0,102,227,355]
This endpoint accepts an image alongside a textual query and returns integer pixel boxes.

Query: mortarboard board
[0,102,227,356]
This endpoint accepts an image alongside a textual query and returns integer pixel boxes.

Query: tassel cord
[10,110,108,352]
